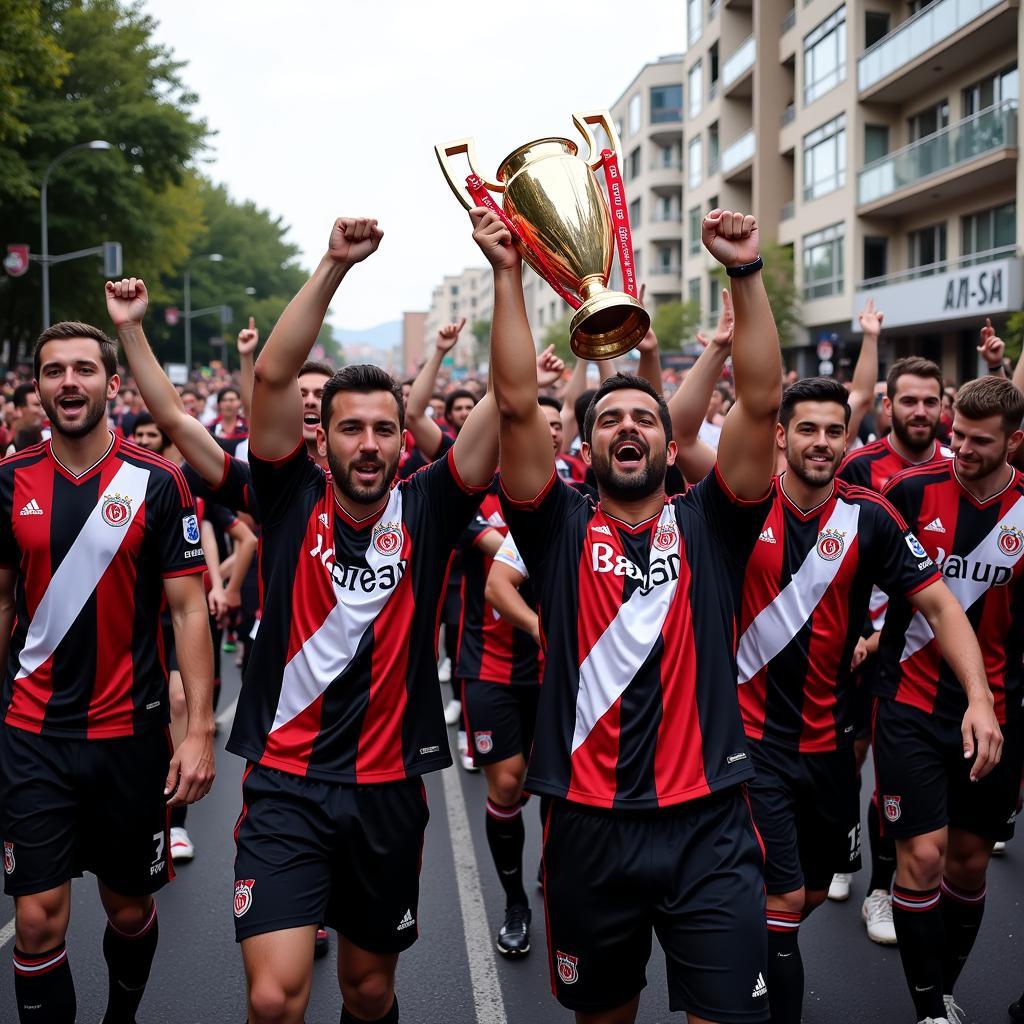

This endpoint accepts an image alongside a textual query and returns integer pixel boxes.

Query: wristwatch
[726,255,764,278]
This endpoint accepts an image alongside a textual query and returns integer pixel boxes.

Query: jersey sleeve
[151,469,207,579]
[181,456,258,520]
[203,498,237,534]
[866,497,940,598]
[460,511,500,553]
[685,464,774,566]
[836,453,869,487]
[494,532,529,580]
[248,440,323,526]
[401,446,489,550]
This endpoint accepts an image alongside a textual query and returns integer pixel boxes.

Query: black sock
[101,902,158,1024]
[485,798,527,908]
[892,884,945,1020]
[341,994,398,1023]
[940,876,986,993]
[169,803,187,829]
[13,943,76,1023]
[867,798,897,894]
[765,910,803,1024]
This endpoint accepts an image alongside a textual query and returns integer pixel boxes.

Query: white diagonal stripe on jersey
[269,486,405,733]
[901,492,1024,663]
[15,461,151,681]
[571,506,680,755]
[737,499,861,684]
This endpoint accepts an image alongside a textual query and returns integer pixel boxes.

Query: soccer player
[487,205,781,1024]
[0,316,215,1024]
[875,375,1020,1024]
[227,216,498,1024]
[734,376,994,1024]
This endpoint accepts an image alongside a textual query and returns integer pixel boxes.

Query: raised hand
[237,316,259,356]
[105,277,149,328]
[635,284,659,354]
[536,344,566,388]
[327,217,384,266]
[436,317,466,355]
[977,317,1006,368]
[695,289,735,350]
[470,207,520,272]
[701,209,759,268]
[858,298,884,336]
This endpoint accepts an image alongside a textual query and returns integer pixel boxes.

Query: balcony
[780,201,795,222]
[852,249,1022,331]
[645,266,683,295]
[858,0,1013,102]
[857,100,1017,216]
[721,129,755,179]
[647,159,684,193]
[780,105,797,155]
[722,36,755,96]
[708,0,720,21]
[649,212,684,240]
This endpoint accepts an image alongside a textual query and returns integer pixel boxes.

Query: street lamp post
[184,253,223,371]
[40,140,112,328]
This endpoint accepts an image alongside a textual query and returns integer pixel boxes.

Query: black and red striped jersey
[0,434,205,738]
[456,490,542,687]
[876,462,1024,724]
[226,442,486,783]
[737,477,939,753]
[838,435,952,491]
[501,465,772,811]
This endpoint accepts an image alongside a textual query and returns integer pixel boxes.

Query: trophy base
[570,293,650,361]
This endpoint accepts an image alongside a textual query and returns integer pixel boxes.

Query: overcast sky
[143,1,682,330]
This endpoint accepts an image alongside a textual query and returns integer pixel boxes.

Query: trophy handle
[435,139,505,211]
[572,110,623,170]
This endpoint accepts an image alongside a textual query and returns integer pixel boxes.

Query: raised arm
[848,299,882,440]
[706,210,782,500]
[634,286,663,394]
[106,278,229,486]
[236,317,258,417]
[559,357,589,451]
[406,318,464,459]
[474,208,554,501]
[978,318,1007,378]
[252,217,382,459]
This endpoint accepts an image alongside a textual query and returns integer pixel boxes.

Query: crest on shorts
[474,731,493,755]
[101,492,132,528]
[3,841,13,875]
[372,520,403,556]
[556,951,579,985]
[883,795,901,823]
[233,878,255,917]
[998,524,1024,558]
[653,523,677,551]
[816,528,845,561]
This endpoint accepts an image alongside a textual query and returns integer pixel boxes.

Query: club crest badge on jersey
[101,492,132,528]
[998,524,1024,558]
[816,528,845,561]
[905,533,929,560]
[3,841,13,875]
[372,521,402,556]
[556,951,579,985]
[182,514,201,545]
[474,731,493,754]
[653,523,677,551]
[883,795,901,823]
[233,878,255,917]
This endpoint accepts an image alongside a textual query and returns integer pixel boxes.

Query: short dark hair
[886,357,943,400]
[12,382,35,408]
[582,373,672,444]
[444,388,476,420]
[298,360,333,380]
[780,376,851,428]
[954,376,1024,435]
[217,386,240,404]
[538,395,562,412]
[132,411,171,449]
[13,426,42,452]
[321,364,405,433]
[574,388,598,436]
[33,321,118,380]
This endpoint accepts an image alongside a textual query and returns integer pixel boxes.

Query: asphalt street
[1,657,1022,1023]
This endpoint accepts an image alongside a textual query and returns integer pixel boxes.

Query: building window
[963,66,1019,116]
[864,124,889,164]
[688,206,702,254]
[803,113,846,200]
[802,222,845,298]
[962,201,1016,257]
[615,119,624,141]
[709,43,719,91]
[628,146,642,180]
[863,236,887,281]
[629,198,642,226]
[688,135,703,189]
[651,84,683,123]
[633,250,642,280]
[688,62,703,119]
[908,223,947,274]
[688,278,701,305]
[864,10,889,48]
[709,276,721,318]
[687,0,702,45]
[708,122,720,174]
[908,100,949,143]
[656,195,675,222]
[803,6,846,106]
[628,93,642,135]
[654,145,677,168]
[656,244,679,272]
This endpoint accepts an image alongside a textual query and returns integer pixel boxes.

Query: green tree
[712,241,801,346]
[651,300,701,351]
[543,311,574,363]
[1002,311,1024,362]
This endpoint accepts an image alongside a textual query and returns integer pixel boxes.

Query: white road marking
[0,916,14,950]
[440,738,507,1024]
[215,694,239,730]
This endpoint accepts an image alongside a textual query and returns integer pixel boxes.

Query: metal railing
[858,245,1016,288]
[781,201,795,221]
[650,157,683,171]
[781,7,796,32]
[650,211,684,223]
[722,35,756,87]
[781,104,796,127]
[721,129,756,172]
[858,0,1002,92]
[857,100,1017,205]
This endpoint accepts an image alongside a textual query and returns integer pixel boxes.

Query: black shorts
[232,764,429,951]
[542,789,768,1022]
[873,697,1023,842]
[0,724,173,897]
[462,680,539,766]
[746,741,861,894]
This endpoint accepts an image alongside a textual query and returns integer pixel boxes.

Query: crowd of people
[0,206,1022,1024]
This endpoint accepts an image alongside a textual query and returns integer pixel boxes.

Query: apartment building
[400,310,427,377]
[682,0,1021,379]
[423,266,494,370]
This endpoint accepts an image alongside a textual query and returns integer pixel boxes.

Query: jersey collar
[47,431,118,484]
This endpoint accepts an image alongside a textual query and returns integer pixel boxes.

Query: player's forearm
[668,342,730,445]
[1012,350,1024,393]
[201,522,224,591]
[239,351,255,417]
[484,576,537,636]
[636,344,663,396]
[228,530,257,591]
[491,269,538,421]
[730,273,782,421]
[924,598,993,705]
[452,392,499,488]
[847,330,879,438]
[171,601,216,734]
[407,345,445,420]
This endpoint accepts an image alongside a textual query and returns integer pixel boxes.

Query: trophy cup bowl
[436,112,650,360]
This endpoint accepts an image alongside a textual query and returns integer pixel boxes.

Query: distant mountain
[334,320,401,352]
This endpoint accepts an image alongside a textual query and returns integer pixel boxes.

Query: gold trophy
[436,111,650,360]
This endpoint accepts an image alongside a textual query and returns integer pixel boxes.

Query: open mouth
[807,452,832,464]
[58,394,87,415]
[612,439,646,469]
[352,461,383,483]
[303,413,320,429]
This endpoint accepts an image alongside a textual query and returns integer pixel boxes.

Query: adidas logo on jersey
[18,499,43,517]
[759,527,776,544]
[752,973,768,998]
[591,524,612,536]
[924,517,946,533]
[396,909,415,931]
